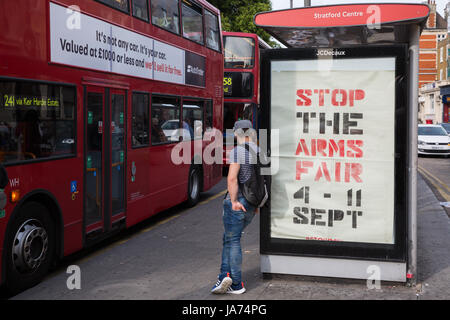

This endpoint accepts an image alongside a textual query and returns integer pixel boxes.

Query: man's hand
[231,200,247,212]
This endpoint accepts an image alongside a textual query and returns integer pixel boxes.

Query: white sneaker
[211,274,232,294]
[226,282,246,294]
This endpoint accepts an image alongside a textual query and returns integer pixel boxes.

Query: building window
[0,80,76,163]
[132,0,149,21]
[182,0,204,44]
[151,0,180,34]
[132,92,149,147]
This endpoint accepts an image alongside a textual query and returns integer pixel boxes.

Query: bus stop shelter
[254,3,430,284]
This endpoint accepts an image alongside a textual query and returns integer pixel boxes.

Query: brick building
[419,0,448,88]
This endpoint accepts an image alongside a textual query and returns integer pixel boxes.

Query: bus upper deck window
[181,0,204,44]
[97,0,130,13]
[205,10,220,51]
[151,0,180,34]
[132,0,149,21]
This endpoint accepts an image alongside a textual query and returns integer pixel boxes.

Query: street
[5,159,450,300]
[418,155,450,217]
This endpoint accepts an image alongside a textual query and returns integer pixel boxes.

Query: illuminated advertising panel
[260,46,408,261]
[270,57,396,244]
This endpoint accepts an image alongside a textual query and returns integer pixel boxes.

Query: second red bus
[222,32,270,165]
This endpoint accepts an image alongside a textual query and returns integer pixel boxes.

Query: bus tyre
[4,201,55,294]
[186,165,201,207]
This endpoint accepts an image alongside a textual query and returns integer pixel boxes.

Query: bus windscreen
[224,36,255,69]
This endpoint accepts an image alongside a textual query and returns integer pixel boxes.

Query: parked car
[418,124,450,157]
[440,123,450,137]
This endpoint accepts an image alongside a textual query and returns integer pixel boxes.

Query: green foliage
[208,0,275,47]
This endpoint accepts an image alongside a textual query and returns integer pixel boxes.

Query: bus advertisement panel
[50,2,206,86]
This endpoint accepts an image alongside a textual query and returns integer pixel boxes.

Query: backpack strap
[241,142,259,165]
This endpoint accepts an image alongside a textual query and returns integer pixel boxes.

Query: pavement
[9,173,450,300]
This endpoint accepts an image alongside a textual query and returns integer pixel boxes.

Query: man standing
[211,120,258,295]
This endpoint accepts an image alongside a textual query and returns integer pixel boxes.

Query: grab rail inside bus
[0,151,36,162]
[86,162,123,206]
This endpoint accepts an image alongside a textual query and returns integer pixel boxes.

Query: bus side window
[205,10,220,51]
[181,0,204,44]
[132,92,150,147]
[132,0,149,21]
[182,100,203,141]
[96,0,130,13]
[204,100,213,131]
[151,0,180,34]
[0,81,76,163]
[151,95,180,144]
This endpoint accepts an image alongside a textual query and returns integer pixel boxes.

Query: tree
[208,0,275,46]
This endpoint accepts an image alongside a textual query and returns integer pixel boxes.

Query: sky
[270,0,449,16]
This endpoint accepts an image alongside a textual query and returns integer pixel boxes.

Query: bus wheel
[186,165,201,207]
[4,201,55,294]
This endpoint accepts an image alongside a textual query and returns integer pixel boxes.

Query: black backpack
[239,143,269,208]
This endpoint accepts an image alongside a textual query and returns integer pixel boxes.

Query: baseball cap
[233,120,252,132]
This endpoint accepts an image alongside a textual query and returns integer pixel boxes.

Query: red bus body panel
[0,0,223,285]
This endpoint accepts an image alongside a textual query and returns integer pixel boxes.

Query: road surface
[418,155,450,217]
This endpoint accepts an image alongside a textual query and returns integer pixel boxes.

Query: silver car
[418,124,450,157]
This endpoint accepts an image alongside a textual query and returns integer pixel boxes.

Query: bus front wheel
[4,201,55,294]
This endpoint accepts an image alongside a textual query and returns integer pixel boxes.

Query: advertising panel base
[261,255,406,282]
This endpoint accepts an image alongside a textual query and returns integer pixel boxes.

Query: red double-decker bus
[0,0,223,292]
[222,32,270,164]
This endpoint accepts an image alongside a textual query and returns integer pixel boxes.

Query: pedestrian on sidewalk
[211,120,259,295]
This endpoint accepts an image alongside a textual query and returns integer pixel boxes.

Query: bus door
[84,86,126,238]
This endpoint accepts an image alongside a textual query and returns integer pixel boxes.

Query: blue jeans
[220,197,255,285]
